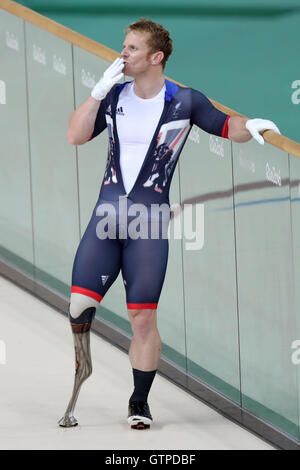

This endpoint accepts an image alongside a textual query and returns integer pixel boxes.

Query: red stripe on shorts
[71,286,102,303]
[127,303,158,310]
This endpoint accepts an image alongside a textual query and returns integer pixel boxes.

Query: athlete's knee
[69,293,99,331]
[128,308,157,338]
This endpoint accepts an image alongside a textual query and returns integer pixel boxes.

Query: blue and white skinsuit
[71,79,230,310]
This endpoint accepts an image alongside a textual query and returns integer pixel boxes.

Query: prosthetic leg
[58,305,96,427]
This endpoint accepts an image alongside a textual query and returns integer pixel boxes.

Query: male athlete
[58,18,280,430]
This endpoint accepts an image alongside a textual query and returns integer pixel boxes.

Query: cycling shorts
[71,196,170,310]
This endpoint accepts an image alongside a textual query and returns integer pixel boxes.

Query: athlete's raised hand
[91,57,124,101]
[245,118,281,145]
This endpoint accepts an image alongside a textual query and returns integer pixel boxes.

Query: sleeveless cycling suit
[71,79,230,309]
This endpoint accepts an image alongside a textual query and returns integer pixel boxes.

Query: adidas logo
[116,106,125,116]
[101,275,109,286]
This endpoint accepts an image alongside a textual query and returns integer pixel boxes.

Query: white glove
[245,118,281,145]
[91,57,124,101]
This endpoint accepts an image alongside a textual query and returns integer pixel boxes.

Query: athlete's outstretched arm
[228,116,281,145]
[190,89,280,145]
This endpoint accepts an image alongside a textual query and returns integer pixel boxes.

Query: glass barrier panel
[289,153,300,439]
[0,11,34,276]
[232,140,299,439]
[25,22,80,296]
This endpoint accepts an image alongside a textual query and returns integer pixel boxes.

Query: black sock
[129,368,157,404]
